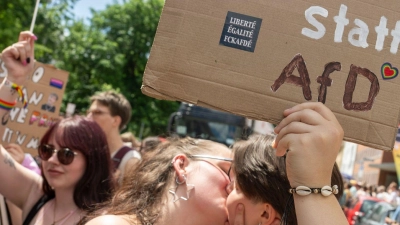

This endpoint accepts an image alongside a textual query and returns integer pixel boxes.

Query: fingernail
[22,61,27,66]
[32,35,38,40]
[271,140,276,149]
[26,58,31,64]
[238,204,243,211]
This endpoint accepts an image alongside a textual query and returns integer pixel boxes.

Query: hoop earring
[176,174,187,185]
[169,174,195,202]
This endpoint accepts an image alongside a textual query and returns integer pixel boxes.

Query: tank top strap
[23,195,54,225]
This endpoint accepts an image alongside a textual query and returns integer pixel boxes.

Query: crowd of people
[346,181,400,205]
[339,179,400,224]
[0,31,350,225]
[342,179,400,210]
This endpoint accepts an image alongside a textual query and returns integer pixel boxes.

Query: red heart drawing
[385,67,395,76]
[381,63,399,80]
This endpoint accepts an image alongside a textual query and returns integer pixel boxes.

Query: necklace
[52,201,78,225]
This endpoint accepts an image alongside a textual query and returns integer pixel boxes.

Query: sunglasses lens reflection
[39,145,53,161]
[38,144,75,165]
[58,148,74,165]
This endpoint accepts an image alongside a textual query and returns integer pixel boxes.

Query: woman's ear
[112,115,122,129]
[260,203,280,225]
[171,154,189,183]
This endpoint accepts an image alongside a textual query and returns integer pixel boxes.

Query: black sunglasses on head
[38,144,78,165]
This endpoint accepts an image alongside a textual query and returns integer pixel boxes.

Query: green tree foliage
[0,0,26,47]
[1,0,180,137]
[0,0,78,62]
[88,0,179,136]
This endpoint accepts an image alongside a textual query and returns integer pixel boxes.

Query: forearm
[0,145,41,208]
[294,195,347,225]
[0,31,36,140]
[0,78,20,139]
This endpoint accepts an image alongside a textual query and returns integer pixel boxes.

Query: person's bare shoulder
[85,215,131,225]
[124,157,140,172]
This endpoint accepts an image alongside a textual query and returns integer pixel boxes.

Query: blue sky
[72,0,120,19]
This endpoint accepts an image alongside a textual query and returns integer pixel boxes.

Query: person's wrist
[6,76,28,87]
[17,155,25,164]
[293,192,337,203]
[289,184,339,197]
[0,78,28,108]
[289,178,332,188]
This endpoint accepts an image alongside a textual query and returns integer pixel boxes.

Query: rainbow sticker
[381,62,399,80]
[50,78,64,89]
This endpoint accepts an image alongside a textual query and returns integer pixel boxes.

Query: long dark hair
[232,134,343,225]
[40,116,115,212]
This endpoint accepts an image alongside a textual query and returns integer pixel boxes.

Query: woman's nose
[47,151,59,164]
[226,181,234,194]
[86,112,93,119]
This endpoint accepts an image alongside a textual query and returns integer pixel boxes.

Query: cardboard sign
[142,0,400,151]
[0,59,69,155]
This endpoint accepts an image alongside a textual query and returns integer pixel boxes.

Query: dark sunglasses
[38,144,78,165]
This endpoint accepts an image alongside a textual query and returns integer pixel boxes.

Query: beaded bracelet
[289,185,339,197]
[0,98,17,111]
[3,79,27,108]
